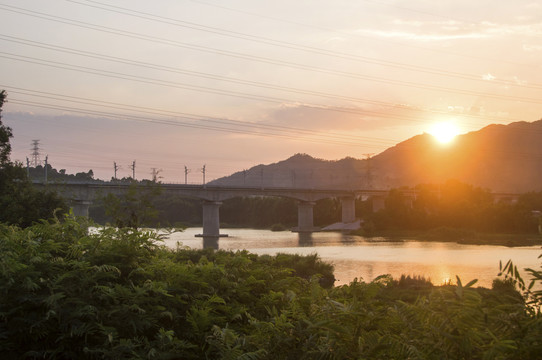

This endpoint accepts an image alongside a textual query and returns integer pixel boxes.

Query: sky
[1,0,542,183]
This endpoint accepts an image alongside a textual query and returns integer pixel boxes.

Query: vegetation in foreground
[1,216,542,359]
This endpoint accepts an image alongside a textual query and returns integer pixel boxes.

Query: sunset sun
[429,121,461,144]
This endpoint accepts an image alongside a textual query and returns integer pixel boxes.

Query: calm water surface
[162,228,542,288]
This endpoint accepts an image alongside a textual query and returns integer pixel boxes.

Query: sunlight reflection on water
[162,228,542,288]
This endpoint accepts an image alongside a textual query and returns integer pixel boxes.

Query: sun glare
[429,121,461,144]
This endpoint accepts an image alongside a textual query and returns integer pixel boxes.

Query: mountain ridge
[211,119,542,193]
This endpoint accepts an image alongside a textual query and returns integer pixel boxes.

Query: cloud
[523,43,542,52]
[355,17,542,42]
[323,36,346,44]
[477,21,542,37]
[353,19,489,41]
[391,19,461,28]
[483,73,496,81]
[355,29,488,41]
[258,102,425,132]
[512,76,527,85]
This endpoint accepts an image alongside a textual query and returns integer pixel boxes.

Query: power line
[8,97,542,166]
[2,49,541,129]
[7,85,542,153]
[0,83,527,149]
[2,34,541,125]
[5,33,531,111]
[66,0,542,89]
[7,98,388,148]
[1,86,402,146]
[0,4,540,103]
[188,0,536,68]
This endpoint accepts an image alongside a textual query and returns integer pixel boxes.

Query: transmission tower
[30,140,41,166]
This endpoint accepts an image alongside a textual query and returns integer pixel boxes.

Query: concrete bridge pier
[201,200,223,238]
[71,200,92,217]
[341,196,356,223]
[294,201,318,232]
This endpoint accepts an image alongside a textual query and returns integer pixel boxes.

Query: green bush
[1,216,541,359]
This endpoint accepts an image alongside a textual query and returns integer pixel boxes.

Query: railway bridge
[33,181,393,237]
[33,181,521,239]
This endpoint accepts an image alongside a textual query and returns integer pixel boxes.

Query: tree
[0,90,67,226]
[103,181,161,229]
[0,90,12,166]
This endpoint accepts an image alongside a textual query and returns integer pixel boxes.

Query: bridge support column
[202,201,222,237]
[341,197,356,223]
[371,195,386,213]
[71,200,92,217]
[294,201,318,232]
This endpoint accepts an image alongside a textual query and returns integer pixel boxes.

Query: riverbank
[351,227,542,247]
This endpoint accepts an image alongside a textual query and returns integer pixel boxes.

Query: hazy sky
[2,0,542,182]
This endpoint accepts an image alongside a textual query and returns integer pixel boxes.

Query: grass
[352,227,542,247]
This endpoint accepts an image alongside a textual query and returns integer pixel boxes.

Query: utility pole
[184,165,191,184]
[44,155,48,184]
[201,165,206,187]
[130,160,136,180]
[113,162,119,180]
[30,140,41,166]
[26,157,30,177]
[151,168,162,182]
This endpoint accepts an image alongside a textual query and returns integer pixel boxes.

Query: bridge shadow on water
[298,232,314,247]
[201,232,315,250]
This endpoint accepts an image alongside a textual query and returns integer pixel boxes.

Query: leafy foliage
[102,181,161,229]
[0,90,11,166]
[369,180,542,235]
[1,216,542,359]
[27,164,98,183]
[0,90,67,227]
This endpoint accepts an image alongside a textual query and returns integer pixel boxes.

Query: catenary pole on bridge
[151,168,162,182]
[44,155,48,184]
[130,160,136,180]
[113,162,119,180]
[184,165,191,184]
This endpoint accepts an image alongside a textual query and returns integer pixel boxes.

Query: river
[161,228,542,288]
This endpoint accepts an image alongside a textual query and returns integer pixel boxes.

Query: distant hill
[210,119,542,193]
